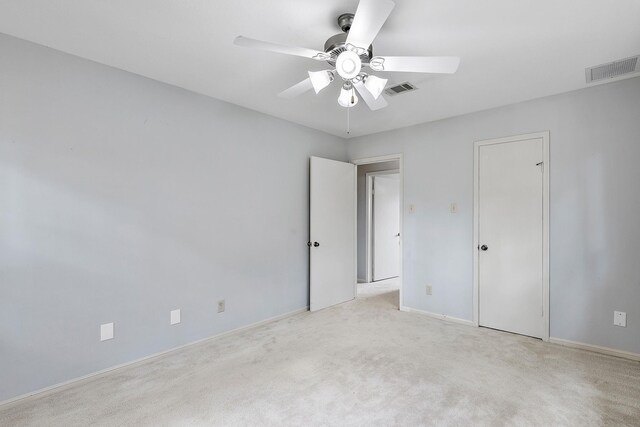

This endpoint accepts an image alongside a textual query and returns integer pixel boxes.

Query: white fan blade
[278,78,314,99]
[353,80,388,111]
[369,56,460,74]
[234,36,330,61]
[346,0,395,50]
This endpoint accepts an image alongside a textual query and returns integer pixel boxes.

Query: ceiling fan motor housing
[323,13,373,68]
[324,33,373,67]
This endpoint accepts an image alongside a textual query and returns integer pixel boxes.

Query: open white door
[372,174,400,281]
[310,157,356,311]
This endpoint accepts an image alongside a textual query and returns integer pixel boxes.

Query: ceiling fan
[234,0,460,111]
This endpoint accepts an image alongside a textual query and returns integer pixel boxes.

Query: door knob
[480,244,488,251]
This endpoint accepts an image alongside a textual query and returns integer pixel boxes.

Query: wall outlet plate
[170,309,181,325]
[100,323,114,341]
[218,299,225,313]
[426,285,432,295]
[614,311,626,327]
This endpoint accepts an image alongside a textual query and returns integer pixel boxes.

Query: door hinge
[536,162,544,173]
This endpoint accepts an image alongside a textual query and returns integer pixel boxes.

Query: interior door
[478,138,544,338]
[372,174,400,281]
[310,156,356,311]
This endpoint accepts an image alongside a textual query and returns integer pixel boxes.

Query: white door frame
[365,170,400,283]
[473,131,550,341]
[352,154,403,309]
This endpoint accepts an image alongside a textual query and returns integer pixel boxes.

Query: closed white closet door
[309,156,356,311]
[478,137,544,338]
[372,174,400,281]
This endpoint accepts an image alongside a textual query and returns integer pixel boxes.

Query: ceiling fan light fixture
[234,1,461,113]
[364,75,388,99]
[338,85,358,108]
[308,70,334,94]
[335,51,362,79]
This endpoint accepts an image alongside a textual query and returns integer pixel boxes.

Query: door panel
[310,156,356,311]
[372,174,400,281]
[478,138,543,338]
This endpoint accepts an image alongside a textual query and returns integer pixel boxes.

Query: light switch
[409,204,415,214]
[100,322,114,341]
[170,309,181,325]
[614,311,626,327]
[450,202,457,214]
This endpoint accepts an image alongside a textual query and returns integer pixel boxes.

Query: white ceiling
[1,0,639,138]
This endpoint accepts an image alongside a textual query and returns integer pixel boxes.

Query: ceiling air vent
[384,82,418,96]
[585,56,640,84]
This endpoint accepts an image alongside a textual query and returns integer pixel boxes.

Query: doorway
[308,154,403,312]
[473,132,550,340]
[354,155,403,308]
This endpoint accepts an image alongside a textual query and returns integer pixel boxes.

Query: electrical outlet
[100,322,114,341]
[170,309,181,325]
[426,285,432,296]
[450,202,457,214]
[614,311,626,327]
[218,300,225,313]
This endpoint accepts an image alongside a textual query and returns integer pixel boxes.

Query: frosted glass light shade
[308,70,334,94]
[338,87,358,108]
[364,75,388,100]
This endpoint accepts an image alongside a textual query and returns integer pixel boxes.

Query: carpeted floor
[1,282,639,426]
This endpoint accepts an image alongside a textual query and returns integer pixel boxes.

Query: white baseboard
[400,305,475,327]
[549,337,640,362]
[365,277,399,286]
[0,306,309,407]
[401,308,639,362]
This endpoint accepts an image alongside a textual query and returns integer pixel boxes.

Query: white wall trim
[0,306,309,408]
[401,306,639,362]
[400,305,475,327]
[352,154,404,309]
[473,131,550,342]
[549,337,640,362]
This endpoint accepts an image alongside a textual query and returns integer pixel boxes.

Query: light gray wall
[356,161,399,281]
[348,76,640,355]
[0,34,346,401]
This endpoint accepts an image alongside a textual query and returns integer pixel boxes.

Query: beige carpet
[1,283,639,426]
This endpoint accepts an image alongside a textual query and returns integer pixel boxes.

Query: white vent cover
[586,56,639,84]
[384,82,418,96]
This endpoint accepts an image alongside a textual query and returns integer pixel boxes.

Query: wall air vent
[585,56,640,84]
[384,82,418,96]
